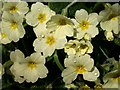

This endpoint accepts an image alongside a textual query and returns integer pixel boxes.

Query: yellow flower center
[1,33,7,38]
[28,62,37,69]
[38,13,46,23]
[46,36,56,46]
[109,14,117,21]
[10,6,17,13]
[58,19,67,26]
[76,65,87,74]
[79,20,89,30]
[10,21,18,30]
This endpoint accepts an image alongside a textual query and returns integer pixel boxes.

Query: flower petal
[75,9,88,23]
[88,13,98,26]
[62,66,78,85]
[10,49,25,62]
[83,67,99,81]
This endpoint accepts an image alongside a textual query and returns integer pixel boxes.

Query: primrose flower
[64,39,93,56]
[2,1,29,17]
[103,70,120,88]
[62,54,100,84]
[33,32,67,57]
[99,3,120,41]
[46,14,74,37]
[0,31,11,44]
[72,9,99,39]
[10,49,48,83]
[0,22,11,44]
[25,2,55,37]
[1,11,25,42]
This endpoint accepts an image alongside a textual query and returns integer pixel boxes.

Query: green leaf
[68,2,95,18]
[48,2,70,14]
[114,38,120,46]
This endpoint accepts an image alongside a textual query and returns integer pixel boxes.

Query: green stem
[3,60,13,68]
[99,47,109,59]
[46,55,54,62]
[54,50,64,71]
[61,0,78,16]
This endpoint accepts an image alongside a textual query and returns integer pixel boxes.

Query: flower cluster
[1,1,120,89]
[1,1,29,43]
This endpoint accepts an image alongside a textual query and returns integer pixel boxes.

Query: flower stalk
[61,0,78,16]
[54,50,64,71]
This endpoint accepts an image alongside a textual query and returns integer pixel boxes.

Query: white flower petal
[56,37,67,49]
[43,45,55,57]
[62,66,78,85]
[76,54,94,71]
[46,15,73,37]
[83,67,99,81]
[86,26,99,38]
[16,1,29,15]
[75,9,88,23]
[64,55,78,67]
[100,21,113,31]
[88,13,99,26]
[76,29,85,39]
[55,25,73,37]
[33,23,48,37]
[98,9,111,22]
[31,2,44,12]
[14,75,25,83]
[36,64,48,78]
[111,3,119,14]
[24,68,39,83]
[29,53,45,64]
[25,12,39,26]
[33,38,48,53]
[10,50,25,62]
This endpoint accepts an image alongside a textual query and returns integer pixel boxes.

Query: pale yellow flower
[62,54,100,84]
[10,50,48,83]
[25,2,55,37]
[103,70,120,89]
[33,32,67,57]
[99,3,120,40]
[72,9,99,39]
[3,1,29,17]
[1,11,25,42]
[46,14,74,37]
